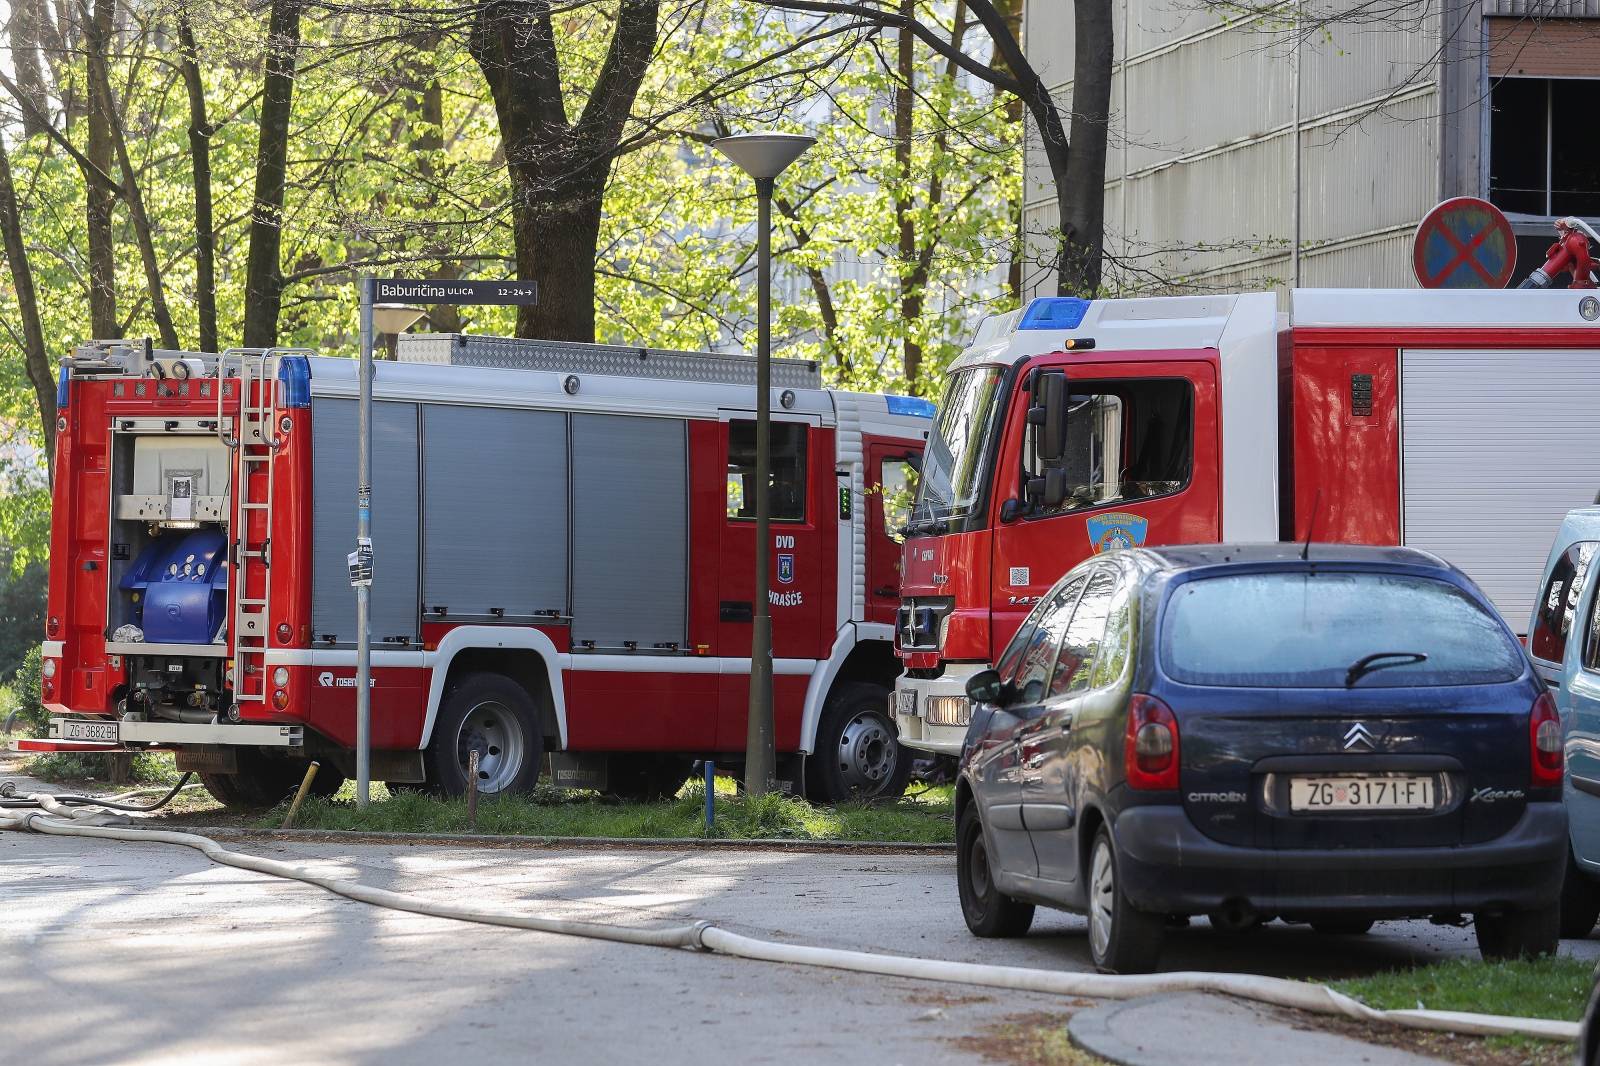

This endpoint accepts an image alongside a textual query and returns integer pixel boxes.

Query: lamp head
[712,133,816,181]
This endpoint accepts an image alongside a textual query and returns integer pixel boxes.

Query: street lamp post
[713,132,815,799]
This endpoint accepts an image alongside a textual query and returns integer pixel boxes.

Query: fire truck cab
[33,334,930,805]
[895,289,1600,755]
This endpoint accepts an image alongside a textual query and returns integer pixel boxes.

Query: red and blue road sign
[1411,197,1517,289]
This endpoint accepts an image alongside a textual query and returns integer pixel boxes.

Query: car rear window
[1160,571,1525,688]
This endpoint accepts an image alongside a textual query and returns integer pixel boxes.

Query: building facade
[1020,0,1600,297]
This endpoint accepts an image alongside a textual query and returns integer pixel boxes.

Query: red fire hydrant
[1519,216,1599,289]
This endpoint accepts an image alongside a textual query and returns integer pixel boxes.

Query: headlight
[924,695,972,727]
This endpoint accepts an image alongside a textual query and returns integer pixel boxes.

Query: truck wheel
[425,672,542,798]
[607,755,694,802]
[806,682,913,803]
[1561,849,1600,939]
[957,804,1034,937]
[197,750,319,808]
[1475,907,1560,959]
[1088,826,1165,974]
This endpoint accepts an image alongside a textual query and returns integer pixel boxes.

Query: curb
[166,824,957,854]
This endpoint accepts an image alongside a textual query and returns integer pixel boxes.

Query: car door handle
[873,586,897,597]
[720,601,753,623]
[1024,752,1046,769]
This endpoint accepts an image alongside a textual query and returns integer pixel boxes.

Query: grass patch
[257,781,955,843]
[1330,955,1593,1022]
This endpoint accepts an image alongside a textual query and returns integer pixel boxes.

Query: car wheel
[805,682,914,804]
[957,804,1034,938]
[1087,826,1165,974]
[1310,918,1375,936]
[1475,907,1560,960]
[607,755,694,802]
[424,673,542,798]
[1561,849,1600,939]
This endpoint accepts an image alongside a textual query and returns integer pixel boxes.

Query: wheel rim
[1089,838,1115,961]
[837,710,896,795]
[969,831,993,903]
[453,699,524,794]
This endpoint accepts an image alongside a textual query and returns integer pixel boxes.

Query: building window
[1489,77,1600,219]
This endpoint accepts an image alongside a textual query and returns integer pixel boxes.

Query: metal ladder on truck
[217,348,311,713]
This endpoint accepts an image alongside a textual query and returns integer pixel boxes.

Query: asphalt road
[6,829,1599,1065]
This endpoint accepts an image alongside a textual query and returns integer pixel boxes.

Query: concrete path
[1069,992,1451,1066]
[2,830,1593,1064]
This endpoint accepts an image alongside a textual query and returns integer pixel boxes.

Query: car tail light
[273,690,290,710]
[1531,691,1563,787]
[46,615,60,637]
[1125,693,1180,790]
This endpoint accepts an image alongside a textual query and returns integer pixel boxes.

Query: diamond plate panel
[397,333,821,389]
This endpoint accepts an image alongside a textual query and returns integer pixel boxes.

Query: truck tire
[1475,906,1560,960]
[607,755,694,802]
[806,682,914,804]
[1088,826,1165,974]
[198,752,340,808]
[425,672,542,798]
[957,804,1034,938]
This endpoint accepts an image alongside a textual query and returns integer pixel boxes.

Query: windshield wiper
[1344,651,1428,688]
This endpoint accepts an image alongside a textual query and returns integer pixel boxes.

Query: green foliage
[5,645,45,737]
[258,781,957,843]
[0,552,46,681]
[25,749,182,786]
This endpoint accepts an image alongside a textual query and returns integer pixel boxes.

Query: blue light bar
[1018,297,1091,331]
[886,395,936,418]
[277,355,311,408]
[56,365,70,410]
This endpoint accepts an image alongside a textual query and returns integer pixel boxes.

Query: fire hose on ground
[0,781,1580,1045]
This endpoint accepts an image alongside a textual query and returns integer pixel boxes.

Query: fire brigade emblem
[1086,512,1148,554]
[777,553,795,584]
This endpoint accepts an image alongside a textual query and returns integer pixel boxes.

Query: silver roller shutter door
[311,399,421,644]
[422,405,568,620]
[570,414,688,651]
[1401,348,1600,626]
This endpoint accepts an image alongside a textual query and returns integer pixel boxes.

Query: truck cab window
[727,420,808,522]
[1023,376,1192,516]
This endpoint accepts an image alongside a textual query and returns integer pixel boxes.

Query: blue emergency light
[885,395,936,418]
[1018,297,1091,330]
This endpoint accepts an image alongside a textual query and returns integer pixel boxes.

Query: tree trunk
[84,0,117,337]
[0,135,57,476]
[894,0,922,386]
[9,0,54,138]
[469,0,660,343]
[177,10,218,353]
[1062,0,1113,295]
[242,0,303,350]
[86,9,180,349]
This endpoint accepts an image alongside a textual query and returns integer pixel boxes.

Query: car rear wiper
[1345,651,1428,688]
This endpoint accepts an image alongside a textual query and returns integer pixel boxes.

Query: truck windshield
[1160,571,1524,688]
[909,365,1007,533]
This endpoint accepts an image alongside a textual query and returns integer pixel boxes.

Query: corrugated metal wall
[1021,0,1452,299]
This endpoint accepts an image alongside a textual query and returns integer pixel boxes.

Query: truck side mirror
[966,669,1006,705]
[1027,372,1067,464]
[1042,468,1068,509]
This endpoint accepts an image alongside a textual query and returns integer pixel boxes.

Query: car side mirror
[966,669,1005,705]
[1027,372,1067,464]
[1000,498,1024,523]
[1042,468,1068,509]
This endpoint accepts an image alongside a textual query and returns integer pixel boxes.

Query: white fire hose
[0,787,1579,1044]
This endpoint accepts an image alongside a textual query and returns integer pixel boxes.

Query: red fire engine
[28,334,931,804]
[894,288,1600,755]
